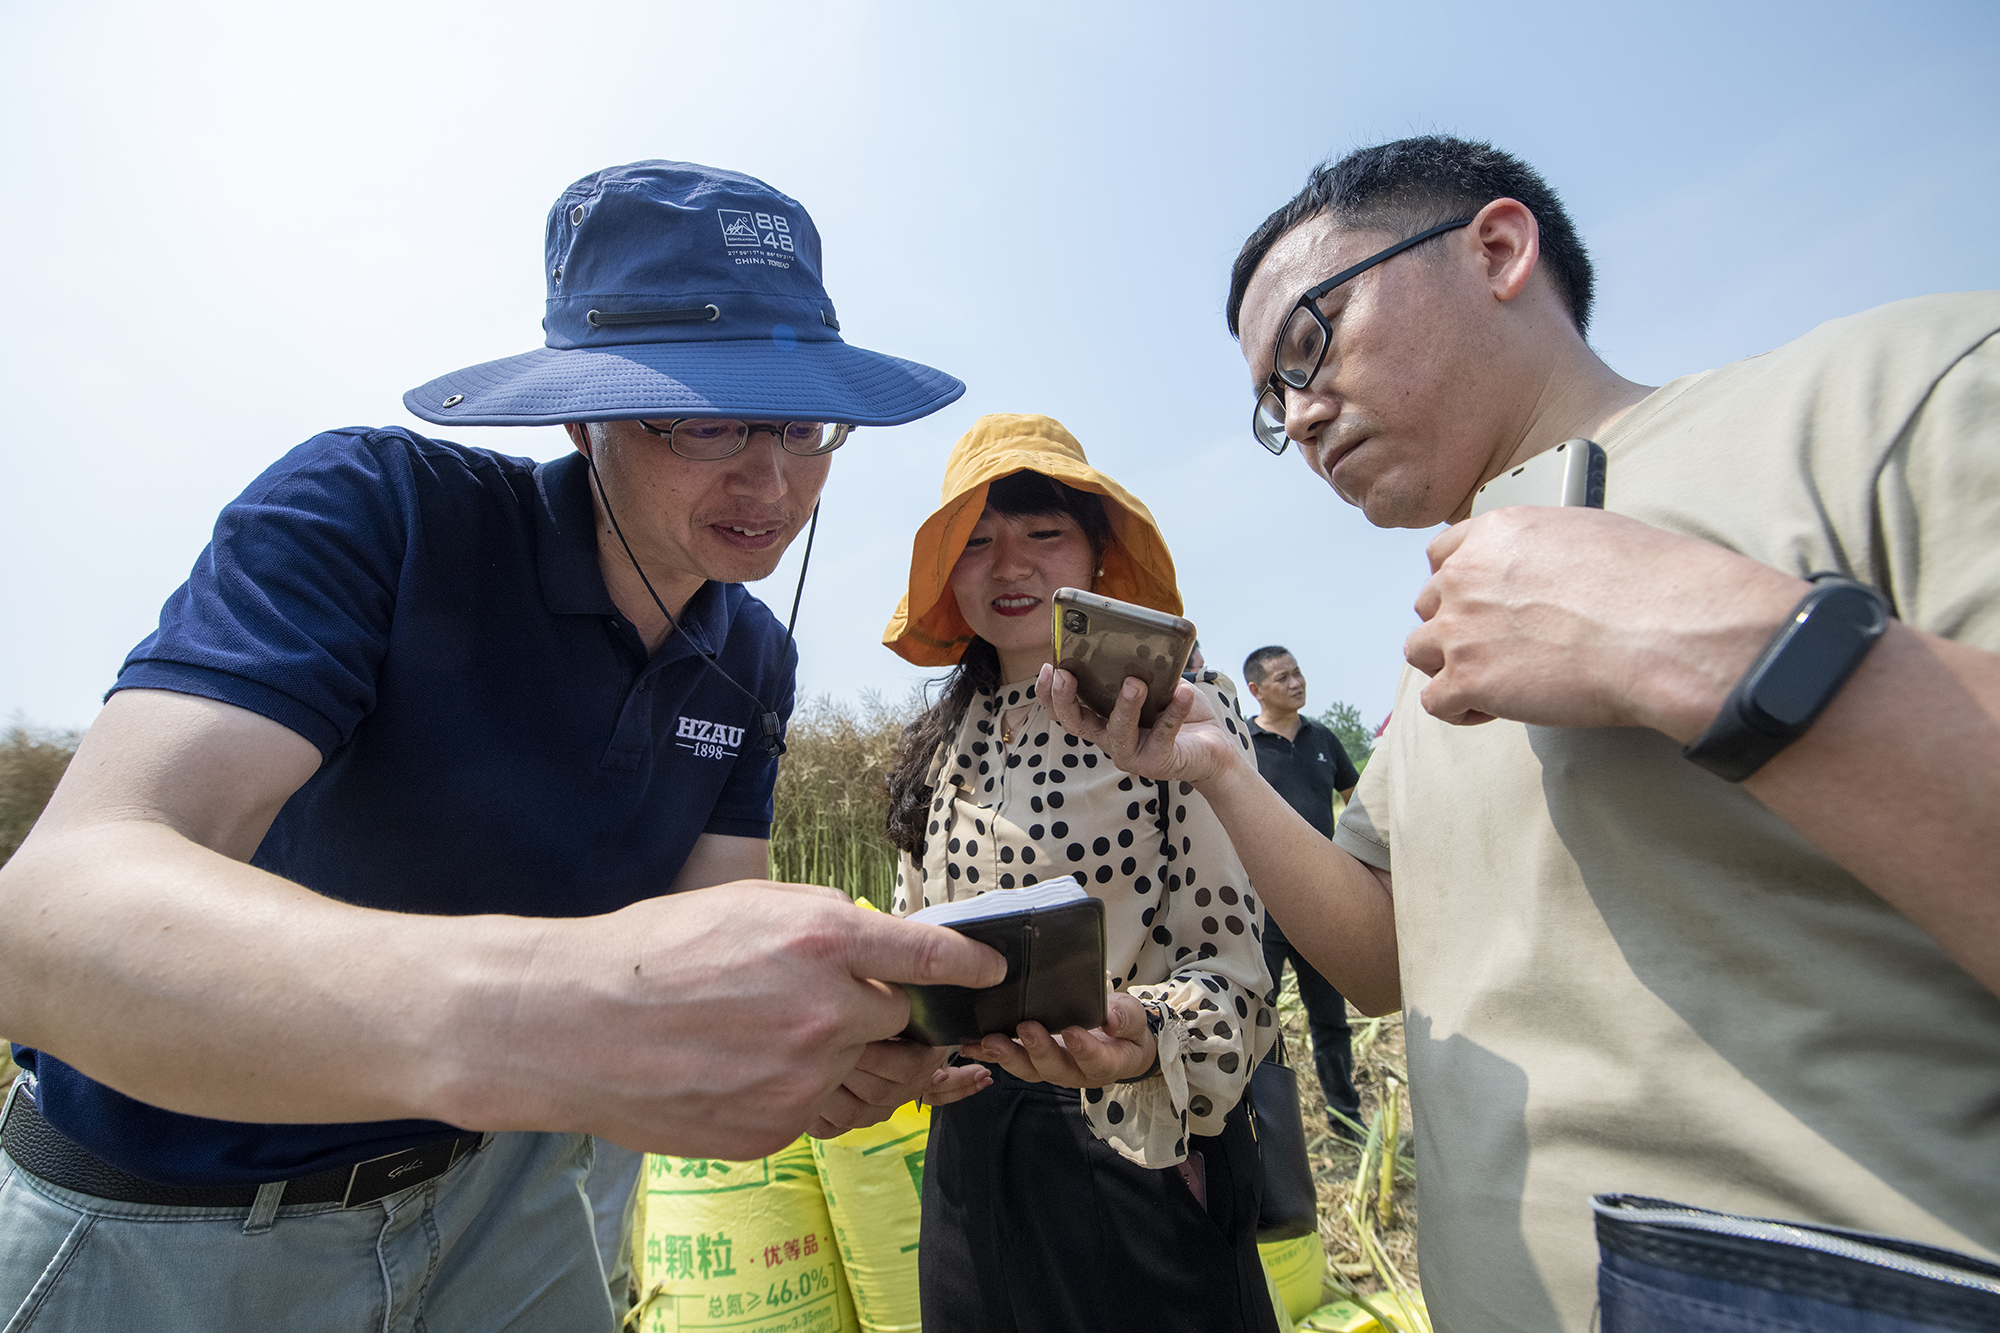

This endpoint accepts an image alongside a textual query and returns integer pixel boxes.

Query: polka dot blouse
[893,671,1277,1168]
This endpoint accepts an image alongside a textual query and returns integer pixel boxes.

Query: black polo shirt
[1249,715,1359,839]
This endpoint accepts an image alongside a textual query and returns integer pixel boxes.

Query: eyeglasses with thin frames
[1251,217,1475,456]
[635,418,853,460]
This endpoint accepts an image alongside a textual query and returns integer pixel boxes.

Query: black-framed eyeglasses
[635,418,853,460]
[1252,217,1475,455]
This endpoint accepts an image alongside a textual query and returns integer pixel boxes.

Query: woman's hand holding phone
[1037,663,1247,791]
[960,991,1159,1088]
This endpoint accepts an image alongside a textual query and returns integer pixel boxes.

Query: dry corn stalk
[623,1281,666,1330]
[1376,1076,1399,1230]
[1322,1097,1429,1333]
[1284,979,1422,1330]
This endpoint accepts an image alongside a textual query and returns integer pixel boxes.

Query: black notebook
[900,878,1108,1046]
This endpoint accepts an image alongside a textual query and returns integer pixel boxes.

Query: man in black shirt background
[1243,645,1364,1138]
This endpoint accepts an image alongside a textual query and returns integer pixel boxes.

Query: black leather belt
[1,1080,483,1209]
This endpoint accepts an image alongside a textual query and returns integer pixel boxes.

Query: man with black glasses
[1047,136,2000,1331]
[0,161,1004,1331]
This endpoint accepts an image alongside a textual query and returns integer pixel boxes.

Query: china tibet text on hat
[404,161,964,429]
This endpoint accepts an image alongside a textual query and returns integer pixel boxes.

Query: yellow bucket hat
[883,413,1182,667]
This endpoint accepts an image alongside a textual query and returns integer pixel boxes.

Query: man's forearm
[1619,607,2000,999]
[0,818,533,1127]
[1411,509,2000,1000]
[1196,757,1401,1014]
[1738,623,2000,997]
[0,816,1007,1160]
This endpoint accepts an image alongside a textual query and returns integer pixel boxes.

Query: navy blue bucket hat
[405,161,964,428]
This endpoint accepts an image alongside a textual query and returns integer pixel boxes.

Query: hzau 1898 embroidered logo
[677,715,745,760]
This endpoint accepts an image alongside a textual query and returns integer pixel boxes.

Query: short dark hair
[1226,135,1595,339]
[1243,645,1294,685]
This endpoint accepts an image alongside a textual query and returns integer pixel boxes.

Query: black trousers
[1262,916,1362,1133]
[919,1067,1280,1333]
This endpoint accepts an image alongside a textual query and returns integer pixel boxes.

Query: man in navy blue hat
[0,162,1002,1329]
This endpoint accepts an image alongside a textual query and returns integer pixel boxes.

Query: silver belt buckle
[0,1075,29,1135]
[339,1134,473,1207]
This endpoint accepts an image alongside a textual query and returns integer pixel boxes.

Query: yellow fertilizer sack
[636,1137,857,1333]
[1299,1291,1428,1332]
[1263,1260,1297,1333]
[811,1101,928,1333]
[1299,1300,1377,1332]
[1259,1231,1328,1322]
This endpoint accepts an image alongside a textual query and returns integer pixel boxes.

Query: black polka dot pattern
[892,674,1273,1167]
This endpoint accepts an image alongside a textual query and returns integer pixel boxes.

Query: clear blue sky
[3,0,1996,737]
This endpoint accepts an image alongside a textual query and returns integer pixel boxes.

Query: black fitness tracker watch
[1682,574,1892,782]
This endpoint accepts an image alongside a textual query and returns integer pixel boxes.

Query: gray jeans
[0,1123,616,1332]
[583,1138,645,1309]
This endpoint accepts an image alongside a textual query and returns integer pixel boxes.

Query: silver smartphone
[1470,438,1607,516]
[1050,588,1197,727]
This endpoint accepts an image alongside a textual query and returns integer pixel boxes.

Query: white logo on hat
[717,209,795,254]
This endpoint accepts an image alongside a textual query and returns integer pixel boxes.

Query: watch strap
[1116,1001,1166,1084]
[1683,574,1891,782]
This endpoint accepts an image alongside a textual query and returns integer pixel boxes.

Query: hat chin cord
[583,450,819,760]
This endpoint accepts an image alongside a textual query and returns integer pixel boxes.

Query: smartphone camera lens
[1062,610,1088,635]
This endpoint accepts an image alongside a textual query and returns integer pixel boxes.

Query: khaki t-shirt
[1335,294,2000,1333]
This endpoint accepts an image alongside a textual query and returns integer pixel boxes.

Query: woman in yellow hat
[883,414,1279,1332]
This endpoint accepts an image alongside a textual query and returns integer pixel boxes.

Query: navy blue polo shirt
[17,427,795,1186]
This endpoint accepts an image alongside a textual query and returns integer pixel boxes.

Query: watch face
[1747,585,1889,729]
